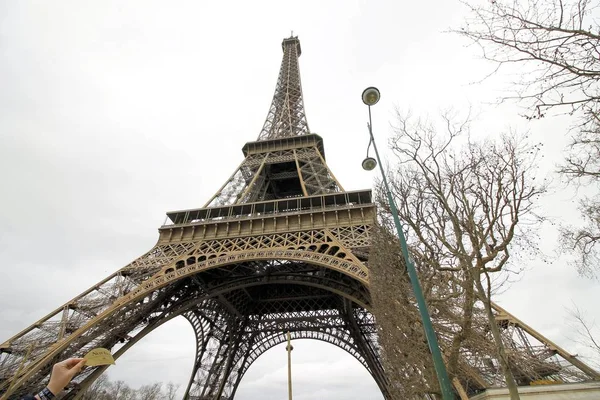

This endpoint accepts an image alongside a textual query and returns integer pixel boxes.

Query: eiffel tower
[1,36,599,400]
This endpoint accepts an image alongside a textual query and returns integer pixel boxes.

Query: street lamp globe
[361,157,377,171]
[362,87,380,106]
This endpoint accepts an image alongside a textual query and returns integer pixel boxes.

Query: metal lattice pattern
[0,227,371,376]
[295,147,340,195]
[1,235,599,399]
[0,242,196,380]
[181,295,387,399]
[204,147,342,207]
[257,36,309,141]
[191,228,369,262]
[0,235,373,399]
[422,300,598,395]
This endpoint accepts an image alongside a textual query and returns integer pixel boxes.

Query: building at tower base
[471,381,600,399]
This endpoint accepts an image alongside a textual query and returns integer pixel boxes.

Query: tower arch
[46,266,386,399]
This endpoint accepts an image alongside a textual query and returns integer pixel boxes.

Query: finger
[64,358,85,368]
[66,359,87,378]
[74,359,86,371]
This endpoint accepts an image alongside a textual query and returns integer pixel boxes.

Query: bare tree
[105,380,138,400]
[107,380,126,399]
[137,383,163,400]
[568,305,600,368]
[370,227,452,399]
[165,382,180,400]
[79,375,167,400]
[455,0,600,276]
[117,385,137,400]
[370,111,546,399]
[80,374,112,400]
[370,226,511,399]
[559,177,600,277]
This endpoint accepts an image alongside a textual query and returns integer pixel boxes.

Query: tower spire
[257,36,310,140]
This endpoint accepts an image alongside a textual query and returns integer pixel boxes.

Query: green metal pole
[367,106,454,399]
[286,331,293,400]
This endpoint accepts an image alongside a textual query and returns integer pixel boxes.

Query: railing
[161,190,373,228]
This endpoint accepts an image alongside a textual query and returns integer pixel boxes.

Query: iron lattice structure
[1,36,598,400]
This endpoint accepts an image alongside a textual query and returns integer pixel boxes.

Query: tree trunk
[474,278,520,400]
[448,280,475,375]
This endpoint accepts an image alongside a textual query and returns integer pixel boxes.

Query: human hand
[46,358,86,395]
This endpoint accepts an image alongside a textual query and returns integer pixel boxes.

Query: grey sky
[1,0,598,399]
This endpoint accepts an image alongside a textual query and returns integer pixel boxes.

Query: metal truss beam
[257,36,309,141]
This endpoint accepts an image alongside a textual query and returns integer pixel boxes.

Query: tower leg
[183,306,248,400]
[342,300,391,399]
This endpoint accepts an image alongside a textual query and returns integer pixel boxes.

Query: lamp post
[286,331,293,400]
[361,87,454,399]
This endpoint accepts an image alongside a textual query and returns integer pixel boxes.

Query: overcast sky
[1,1,599,399]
